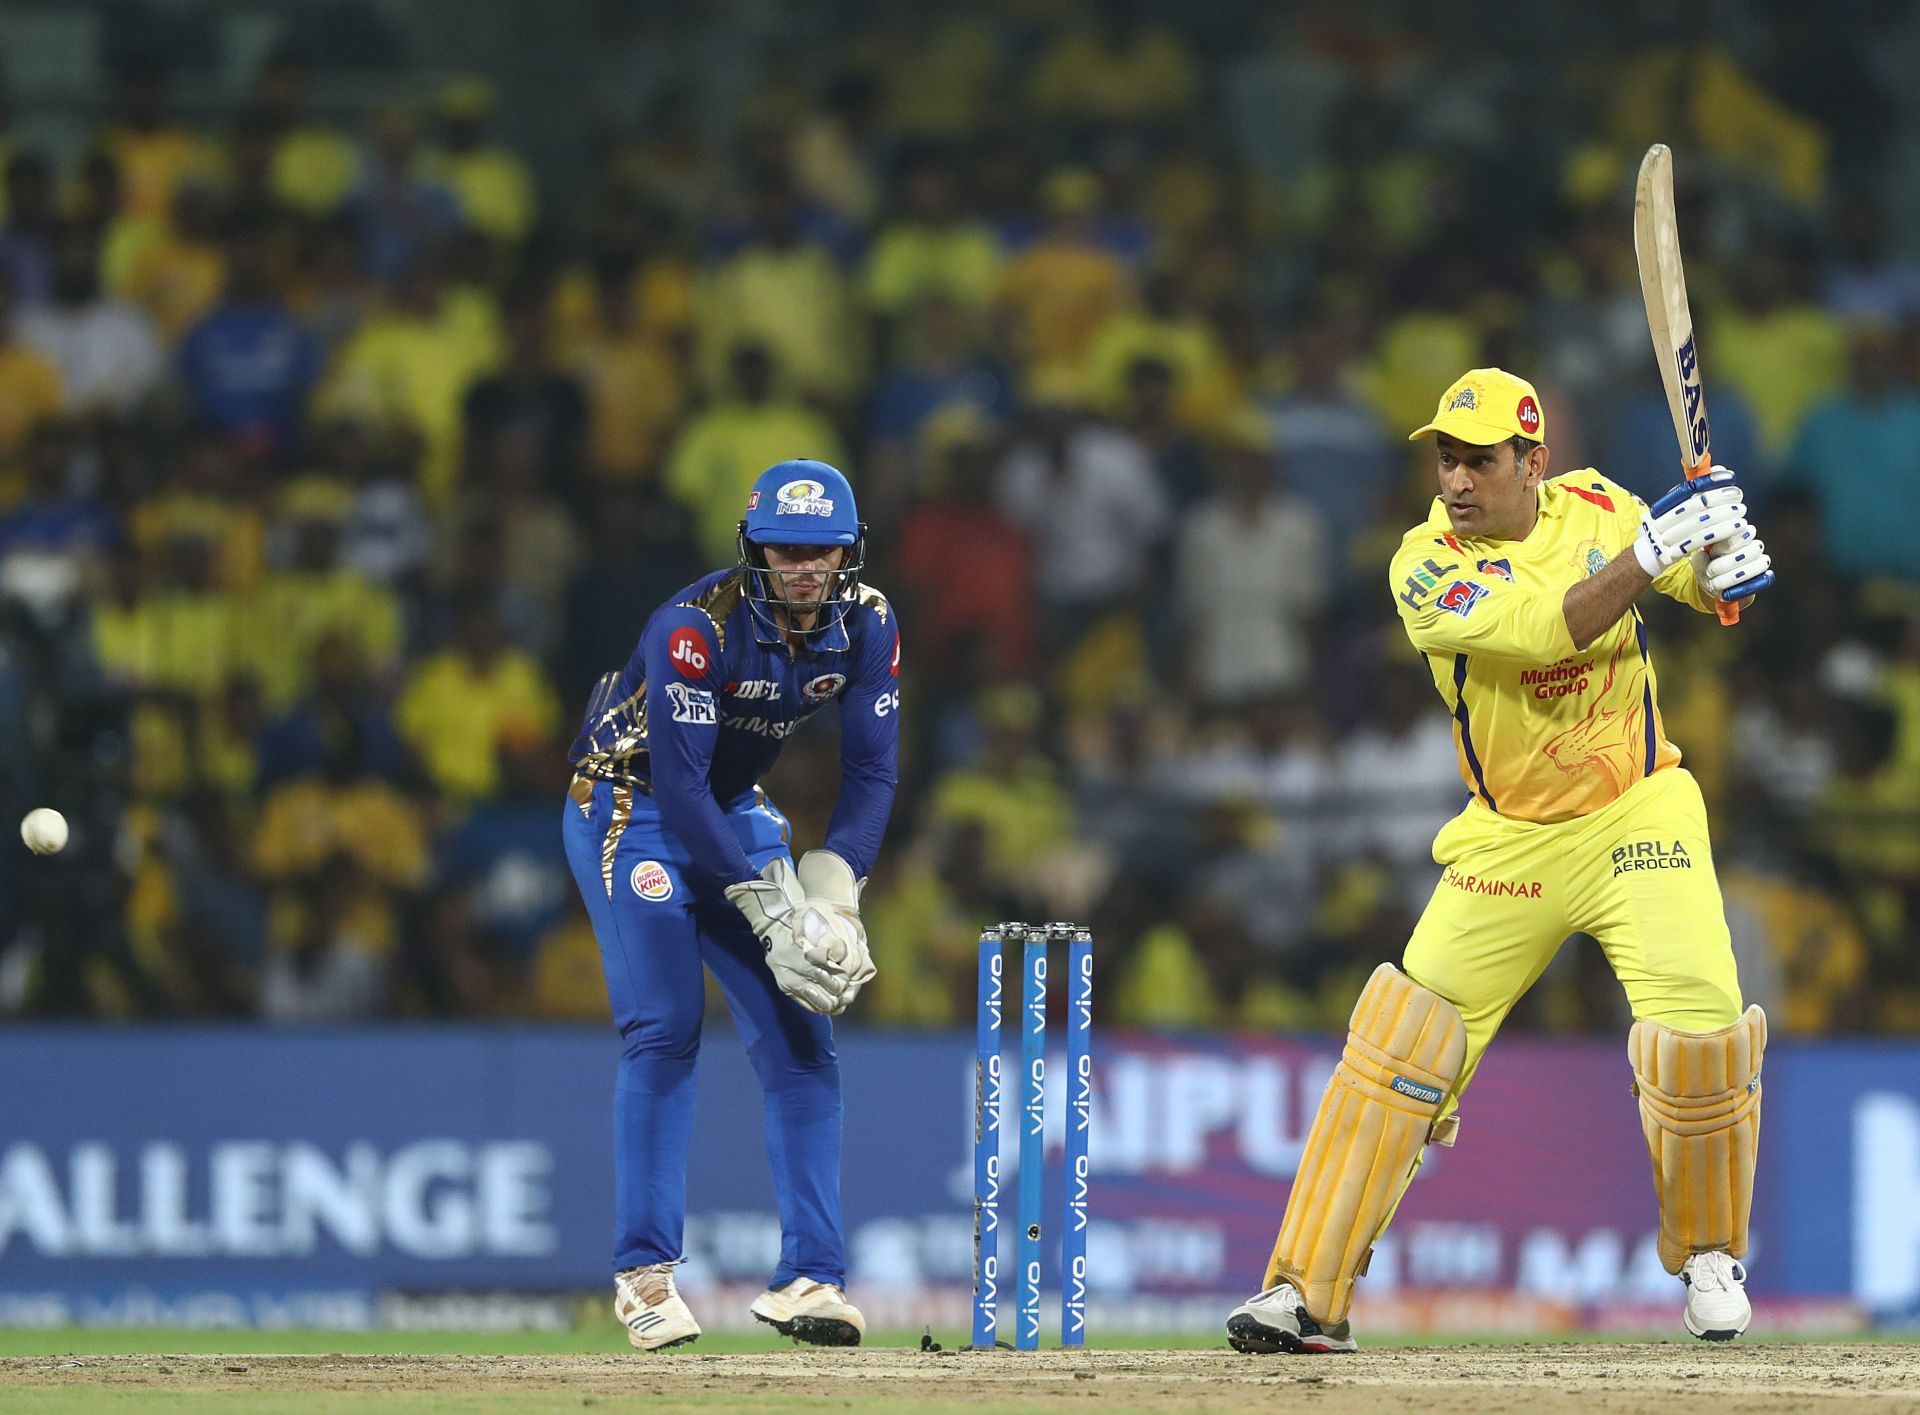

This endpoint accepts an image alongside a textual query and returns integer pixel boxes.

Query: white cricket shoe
[614,1263,700,1350]
[1682,1251,1751,1340]
[749,1278,866,1346]
[1225,1281,1357,1354]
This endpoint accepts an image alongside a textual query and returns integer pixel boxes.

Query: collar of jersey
[747,603,853,653]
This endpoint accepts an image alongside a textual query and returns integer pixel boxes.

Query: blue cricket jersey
[567,569,901,886]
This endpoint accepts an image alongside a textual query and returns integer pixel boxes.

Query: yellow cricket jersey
[1390,471,1716,825]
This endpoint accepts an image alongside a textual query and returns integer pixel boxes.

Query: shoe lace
[1687,1252,1744,1292]
[619,1262,680,1305]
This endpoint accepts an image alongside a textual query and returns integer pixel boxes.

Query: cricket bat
[1632,143,1740,625]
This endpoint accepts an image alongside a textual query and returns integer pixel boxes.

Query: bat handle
[1683,452,1743,624]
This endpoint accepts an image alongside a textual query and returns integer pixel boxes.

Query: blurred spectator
[396,885,518,1017]
[256,631,406,788]
[1179,694,1336,818]
[996,168,1133,377]
[1788,321,1920,584]
[454,425,580,656]
[247,481,403,707]
[664,342,845,562]
[261,862,391,1022]
[253,49,359,218]
[1708,244,1846,462]
[319,261,502,503]
[423,77,537,245]
[434,733,571,961]
[396,595,560,800]
[1334,660,1464,893]
[1026,2,1201,132]
[529,908,607,1021]
[332,421,432,587]
[177,221,322,460]
[127,427,265,590]
[92,532,244,702]
[1087,266,1228,428]
[558,485,702,707]
[931,685,1073,894]
[0,420,118,565]
[1174,417,1327,706]
[893,407,1035,679]
[16,224,164,416]
[865,295,1011,507]
[119,181,227,342]
[996,374,1166,645]
[342,104,461,283]
[1266,319,1394,574]
[696,173,861,404]
[98,60,213,222]
[0,152,56,305]
[462,298,587,492]
[793,73,882,227]
[1120,355,1209,512]
[864,155,1002,322]
[1605,38,1828,206]
[551,193,695,357]
[1821,193,1920,323]
[0,269,65,479]
[287,217,378,355]
[562,265,689,485]
[253,718,428,892]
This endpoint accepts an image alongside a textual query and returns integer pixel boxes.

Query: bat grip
[1684,453,1742,623]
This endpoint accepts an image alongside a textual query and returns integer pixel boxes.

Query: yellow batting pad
[1264,963,1467,1323]
[1629,1005,1766,1274]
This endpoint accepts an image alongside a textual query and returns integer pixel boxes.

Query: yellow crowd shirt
[1390,472,1715,825]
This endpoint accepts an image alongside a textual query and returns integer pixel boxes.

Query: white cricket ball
[21,808,68,855]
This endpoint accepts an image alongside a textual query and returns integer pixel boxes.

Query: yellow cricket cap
[1407,368,1547,445]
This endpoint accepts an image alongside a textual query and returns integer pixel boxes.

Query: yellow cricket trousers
[1402,764,1743,1114]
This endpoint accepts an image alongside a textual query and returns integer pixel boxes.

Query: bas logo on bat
[1674,335,1710,462]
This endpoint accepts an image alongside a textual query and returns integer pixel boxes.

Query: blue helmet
[736,459,867,634]
[741,459,861,546]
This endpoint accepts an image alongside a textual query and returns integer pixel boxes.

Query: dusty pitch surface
[6,1345,1919,1413]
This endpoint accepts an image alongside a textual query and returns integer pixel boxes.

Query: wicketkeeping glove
[725,858,848,1015]
[796,849,877,1013]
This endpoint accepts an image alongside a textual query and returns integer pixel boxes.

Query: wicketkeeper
[1228,369,1775,1353]
[563,460,899,1350]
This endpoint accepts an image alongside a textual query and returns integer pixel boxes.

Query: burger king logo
[630,860,674,902]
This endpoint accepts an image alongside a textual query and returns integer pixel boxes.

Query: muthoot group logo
[0,1140,557,1260]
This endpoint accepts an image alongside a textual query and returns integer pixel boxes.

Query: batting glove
[1632,466,1749,577]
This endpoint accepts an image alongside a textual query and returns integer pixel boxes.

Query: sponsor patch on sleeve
[665,682,716,724]
[1435,580,1490,617]
[667,626,712,678]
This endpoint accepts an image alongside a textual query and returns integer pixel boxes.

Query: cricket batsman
[1227,369,1775,1353]
[562,459,900,1350]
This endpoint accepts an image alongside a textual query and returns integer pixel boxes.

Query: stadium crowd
[0,2,1916,1033]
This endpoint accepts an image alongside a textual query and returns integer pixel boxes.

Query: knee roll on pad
[1629,1006,1766,1274]
[1264,963,1467,1324]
